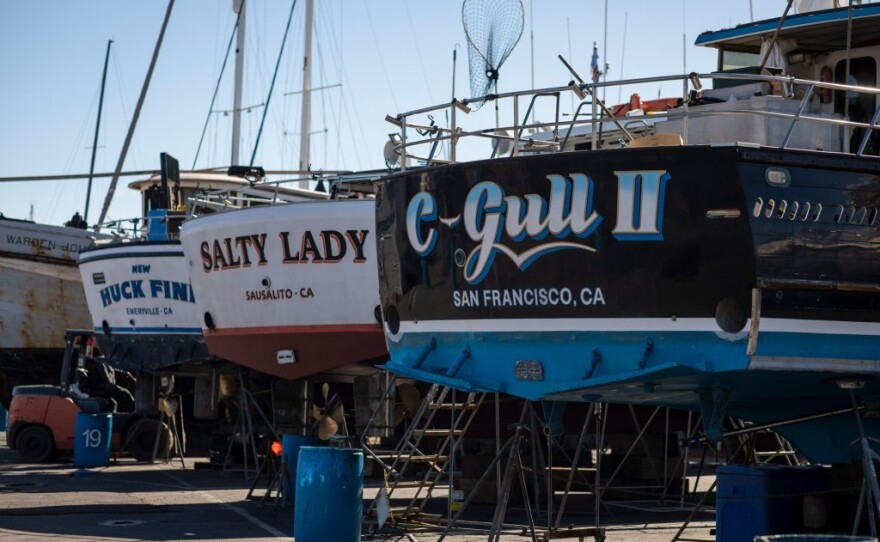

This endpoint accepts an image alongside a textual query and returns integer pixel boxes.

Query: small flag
[591,42,601,84]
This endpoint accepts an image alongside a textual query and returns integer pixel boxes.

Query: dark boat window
[870,208,878,225]
[812,203,823,222]
[857,207,868,224]
[765,199,776,218]
[753,197,764,217]
[834,204,844,223]
[777,200,787,219]
[801,202,811,221]
[789,201,799,220]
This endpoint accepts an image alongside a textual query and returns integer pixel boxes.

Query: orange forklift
[6,330,172,462]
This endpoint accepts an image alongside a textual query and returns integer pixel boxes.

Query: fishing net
[462,0,524,110]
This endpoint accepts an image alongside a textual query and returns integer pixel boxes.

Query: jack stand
[847,388,880,538]
[488,403,535,542]
[224,372,266,478]
[671,436,750,542]
[436,402,530,542]
[152,394,185,468]
[246,445,291,507]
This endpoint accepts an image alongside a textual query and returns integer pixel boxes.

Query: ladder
[361,377,486,530]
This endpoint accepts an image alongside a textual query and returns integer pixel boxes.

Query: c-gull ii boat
[376,2,880,464]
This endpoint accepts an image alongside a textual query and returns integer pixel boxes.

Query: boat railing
[385,70,880,168]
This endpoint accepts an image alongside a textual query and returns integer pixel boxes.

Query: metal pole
[84,39,113,223]
[96,0,175,229]
[298,0,315,179]
[495,391,501,501]
[231,0,246,166]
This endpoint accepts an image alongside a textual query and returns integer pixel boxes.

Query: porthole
[870,208,878,225]
[801,202,811,222]
[765,199,776,219]
[752,197,764,218]
[812,203,823,222]
[777,200,788,219]
[788,201,800,220]
[834,204,844,223]
[845,206,856,224]
[857,207,868,224]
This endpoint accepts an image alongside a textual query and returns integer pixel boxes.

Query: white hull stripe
[392,317,880,336]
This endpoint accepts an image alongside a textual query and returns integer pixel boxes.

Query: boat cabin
[123,169,328,241]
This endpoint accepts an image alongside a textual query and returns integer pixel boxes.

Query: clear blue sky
[0,0,782,227]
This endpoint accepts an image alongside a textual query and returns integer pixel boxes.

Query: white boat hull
[180,199,386,380]
[78,241,211,371]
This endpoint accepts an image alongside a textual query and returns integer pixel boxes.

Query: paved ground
[0,432,716,541]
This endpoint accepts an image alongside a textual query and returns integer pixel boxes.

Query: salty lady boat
[178,174,387,381]
[376,3,880,464]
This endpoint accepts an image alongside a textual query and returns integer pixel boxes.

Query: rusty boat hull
[0,218,103,406]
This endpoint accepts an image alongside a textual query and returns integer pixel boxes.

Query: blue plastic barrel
[293,447,363,542]
[0,403,7,431]
[756,536,877,542]
[281,434,317,499]
[74,412,112,468]
[717,465,830,542]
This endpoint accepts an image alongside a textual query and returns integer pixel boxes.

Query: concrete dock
[0,433,716,541]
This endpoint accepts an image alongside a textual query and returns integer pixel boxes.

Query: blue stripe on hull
[387,329,880,401]
[95,326,203,335]
[385,329,880,464]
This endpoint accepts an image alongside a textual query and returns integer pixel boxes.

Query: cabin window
[765,199,776,219]
[788,201,799,220]
[777,200,787,219]
[870,208,878,225]
[812,203,823,222]
[720,50,761,72]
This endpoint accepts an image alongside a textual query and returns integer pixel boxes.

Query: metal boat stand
[671,401,864,542]
[432,401,605,542]
[151,393,186,468]
[845,386,880,539]
[224,371,279,479]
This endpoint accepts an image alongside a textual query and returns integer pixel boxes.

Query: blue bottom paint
[385,328,880,463]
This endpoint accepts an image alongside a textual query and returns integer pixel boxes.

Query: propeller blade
[321,382,330,402]
[330,401,345,424]
[392,404,406,427]
[398,382,422,415]
[318,416,338,440]
[312,404,323,421]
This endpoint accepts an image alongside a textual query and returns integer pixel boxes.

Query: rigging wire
[249,0,298,167]
[192,7,242,169]
[402,0,435,104]
[362,0,399,113]
[315,1,350,169]
[111,45,144,174]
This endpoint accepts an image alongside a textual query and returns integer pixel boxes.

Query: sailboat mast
[298,0,314,181]
[231,0,246,166]
[96,0,175,230]
[229,0,247,166]
[84,39,113,223]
